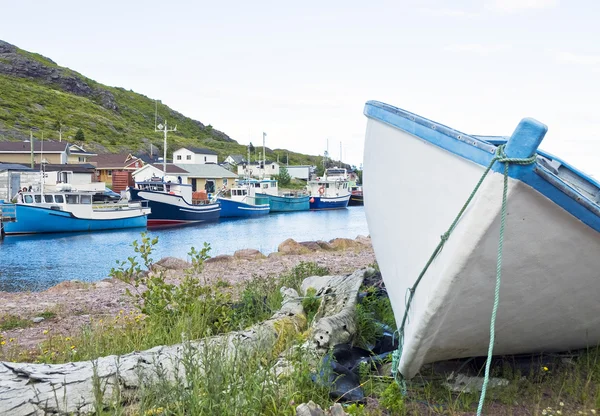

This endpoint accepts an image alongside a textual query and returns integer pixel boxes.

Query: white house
[224,154,246,165]
[237,161,280,178]
[286,165,313,181]
[173,147,218,164]
[131,163,190,184]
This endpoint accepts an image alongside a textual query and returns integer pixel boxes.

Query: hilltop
[0,40,332,167]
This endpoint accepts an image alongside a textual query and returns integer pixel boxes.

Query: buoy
[309,197,315,203]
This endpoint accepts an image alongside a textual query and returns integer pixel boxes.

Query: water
[0,207,368,292]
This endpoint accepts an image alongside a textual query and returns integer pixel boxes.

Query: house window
[186,155,191,160]
[177,155,182,160]
[78,157,86,162]
[272,164,275,169]
[204,156,207,162]
[223,179,228,186]
[107,170,112,176]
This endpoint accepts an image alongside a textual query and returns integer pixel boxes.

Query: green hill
[0,39,332,167]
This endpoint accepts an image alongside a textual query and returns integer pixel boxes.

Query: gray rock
[296,401,326,416]
[205,254,233,263]
[154,257,191,270]
[300,276,332,296]
[233,249,266,260]
[31,317,44,323]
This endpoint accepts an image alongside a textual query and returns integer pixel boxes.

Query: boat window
[262,183,268,189]
[34,195,42,203]
[66,194,79,204]
[80,195,92,204]
[326,184,330,188]
[255,183,260,188]
[44,195,54,203]
[55,195,64,203]
[24,195,33,204]
[242,190,247,195]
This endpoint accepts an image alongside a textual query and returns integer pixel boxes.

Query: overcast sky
[2,0,599,174]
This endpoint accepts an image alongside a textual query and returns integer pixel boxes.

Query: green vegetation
[74,127,85,141]
[278,166,292,186]
[0,46,330,165]
[0,314,32,331]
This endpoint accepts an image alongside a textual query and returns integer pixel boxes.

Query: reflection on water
[0,207,368,292]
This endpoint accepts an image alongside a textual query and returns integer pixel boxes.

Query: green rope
[390,144,537,413]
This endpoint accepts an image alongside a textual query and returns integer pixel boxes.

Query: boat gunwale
[364,100,600,233]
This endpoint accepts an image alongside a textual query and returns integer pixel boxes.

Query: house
[175,163,238,193]
[285,165,314,181]
[67,144,97,164]
[131,163,189,184]
[89,153,144,185]
[224,154,246,165]
[0,141,69,165]
[173,147,218,164]
[237,161,280,178]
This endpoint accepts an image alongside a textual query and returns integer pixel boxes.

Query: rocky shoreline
[0,236,375,353]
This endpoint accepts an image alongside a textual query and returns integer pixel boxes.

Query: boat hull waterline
[363,100,600,379]
[2,204,148,235]
[309,195,350,210]
[129,188,220,226]
[217,197,270,218]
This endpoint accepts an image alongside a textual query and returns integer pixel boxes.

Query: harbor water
[0,207,368,292]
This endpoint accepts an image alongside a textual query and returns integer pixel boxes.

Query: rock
[278,238,310,255]
[299,241,322,251]
[444,373,509,393]
[267,252,282,258]
[154,257,191,270]
[296,401,326,416]
[316,240,334,251]
[45,280,88,293]
[31,317,44,323]
[329,238,361,251]
[205,254,234,263]
[355,235,371,246]
[94,281,113,289]
[295,401,350,416]
[233,249,266,260]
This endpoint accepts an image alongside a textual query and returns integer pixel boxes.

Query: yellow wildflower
[0,341,5,346]
[70,345,76,350]
[65,337,71,341]
[9,338,15,342]
[43,330,49,335]
[543,366,549,371]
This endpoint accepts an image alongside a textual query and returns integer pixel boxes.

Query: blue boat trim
[217,197,270,217]
[364,100,600,233]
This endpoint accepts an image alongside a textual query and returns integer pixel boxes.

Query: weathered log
[0,288,304,416]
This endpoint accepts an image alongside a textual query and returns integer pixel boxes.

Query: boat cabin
[237,179,278,196]
[19,192,94,206]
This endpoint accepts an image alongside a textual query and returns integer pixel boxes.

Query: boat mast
[40,131,44,198]
[154,101,176,179]
[262,132,266,179]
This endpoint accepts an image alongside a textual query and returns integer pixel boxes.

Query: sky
[1,0,599,174]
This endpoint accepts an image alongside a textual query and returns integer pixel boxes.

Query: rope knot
[440,232,450,242]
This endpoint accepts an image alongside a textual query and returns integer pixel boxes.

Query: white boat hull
[364,112,600,378]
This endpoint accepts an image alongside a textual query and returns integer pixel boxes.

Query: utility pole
[30,131,34,168]
[154,101,176,177]
[262,132,266,179]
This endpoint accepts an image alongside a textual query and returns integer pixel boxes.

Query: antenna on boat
[154,101,177,178]
[262,132,266,179]
[40,131,44,198]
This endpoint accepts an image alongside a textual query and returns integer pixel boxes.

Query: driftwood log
[0,268,370,415]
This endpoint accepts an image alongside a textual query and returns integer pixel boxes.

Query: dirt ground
[0,236,375,352]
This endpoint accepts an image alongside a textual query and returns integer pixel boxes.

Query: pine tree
[75,128,85,141]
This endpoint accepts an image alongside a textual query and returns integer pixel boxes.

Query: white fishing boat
[363,100,600,380]
[307,167,351,210]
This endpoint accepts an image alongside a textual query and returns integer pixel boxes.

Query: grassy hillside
[0,40,337,167]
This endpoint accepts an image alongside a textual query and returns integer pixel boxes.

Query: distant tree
[278,166,291,186]
[248,142,255,162]
[75,128,85,141]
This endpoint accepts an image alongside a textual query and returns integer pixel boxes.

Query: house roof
[68,144,97,156]
[34,163,97,173]
[177,147,218,156]
[0,162,34,171]
[227,154,246,164]
[151,163,189,174]
[0,141,68,153]
[89,153,141,169]
[175,163,238,178]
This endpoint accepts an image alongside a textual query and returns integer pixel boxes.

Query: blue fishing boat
[128,180,220,226]
[363,100,600,381]
[217,180,270,217]
[0,190,149,235]
[307,167,350,210]
[255,192,310,212]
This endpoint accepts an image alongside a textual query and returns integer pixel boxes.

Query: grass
[0,314,32,331]
[2,235,599,415]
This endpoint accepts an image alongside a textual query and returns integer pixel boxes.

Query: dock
[0,203,16,238]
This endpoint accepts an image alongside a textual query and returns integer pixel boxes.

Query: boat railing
[0,203,17,222]
[92,200,149,211]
